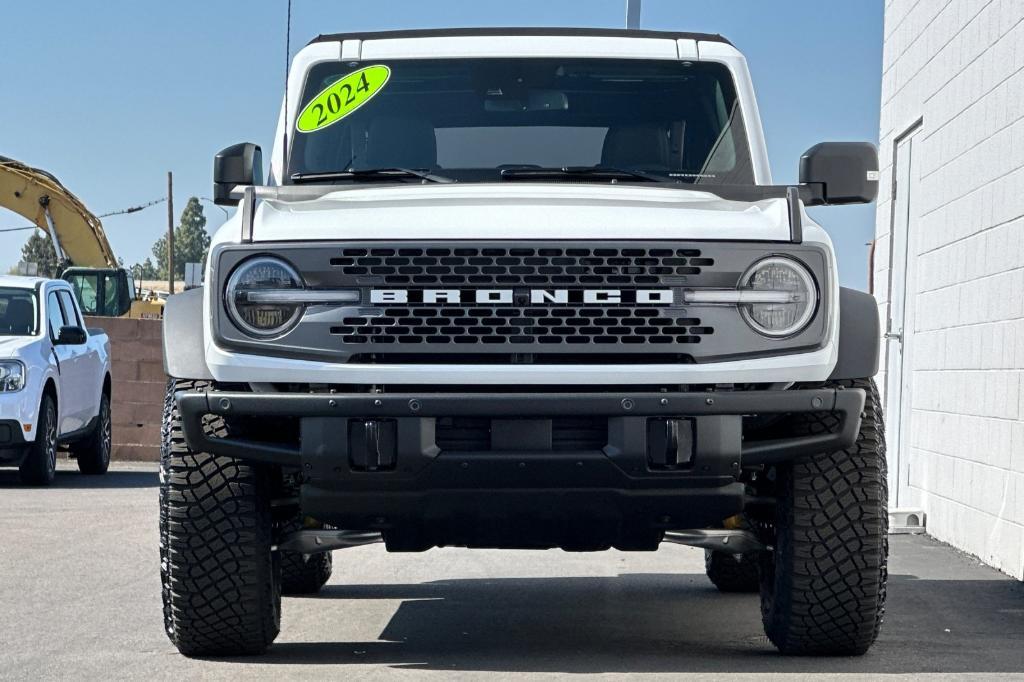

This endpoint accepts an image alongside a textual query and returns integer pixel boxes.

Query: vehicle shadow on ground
[249,571,1024,674]
[0,467,157,489]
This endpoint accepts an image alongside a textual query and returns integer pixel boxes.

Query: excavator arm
[0,155,118,268]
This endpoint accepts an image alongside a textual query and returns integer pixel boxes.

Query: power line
[97,197,166,218]
[1,196,168,232]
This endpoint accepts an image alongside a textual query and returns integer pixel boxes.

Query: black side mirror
[213,143,263,206]
[800,142,879,206]
[56,325,87,346]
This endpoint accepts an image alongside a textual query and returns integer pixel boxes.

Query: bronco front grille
[214,240,830,365]
[330,246,714,287]
[331,306,713,345]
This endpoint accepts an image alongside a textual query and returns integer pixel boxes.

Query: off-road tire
[705,513,761,593]
[759,378,888,656]
[279,519,334,595]
[73,392,111,474]
[20,394,58,486]
[160,379,281,657]
[705,550,760,592]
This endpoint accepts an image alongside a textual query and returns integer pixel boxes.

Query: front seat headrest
[601,125,670,169]
[361,116,437,170]
[3,298,35,335]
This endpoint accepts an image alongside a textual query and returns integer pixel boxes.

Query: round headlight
[225,257,304,337]
[739,257,817,337]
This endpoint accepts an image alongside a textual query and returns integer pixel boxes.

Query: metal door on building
[885,123,922,507]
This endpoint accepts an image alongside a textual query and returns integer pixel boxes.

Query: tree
[20,231,59,277]
[133,258,159,280]
[152,197,211,279]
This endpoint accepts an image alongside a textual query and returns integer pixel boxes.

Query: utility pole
[167,171,174,295]
[626,0,641,29]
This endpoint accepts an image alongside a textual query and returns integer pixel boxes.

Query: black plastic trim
[308,27,733,46]
[162,287,214,380]
[829,287,880,380]
[176,387,865,468]
[0,419,26,446]
[57,414,98,446]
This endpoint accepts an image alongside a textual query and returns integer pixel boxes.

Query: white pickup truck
[162,28,885,657]
[0,276,112,484]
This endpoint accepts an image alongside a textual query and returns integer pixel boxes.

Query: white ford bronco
[161,28,885,657]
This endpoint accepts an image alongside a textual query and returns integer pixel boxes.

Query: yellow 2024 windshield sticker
[296,65,391,133]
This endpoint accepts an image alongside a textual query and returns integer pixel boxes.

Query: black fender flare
[828,287,880,381]
[162,287,214,380]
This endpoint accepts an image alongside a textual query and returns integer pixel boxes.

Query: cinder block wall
[876,0,1024,578]
[84,316,165,461]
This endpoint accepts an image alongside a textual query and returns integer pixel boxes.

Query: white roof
[0,275,50,289]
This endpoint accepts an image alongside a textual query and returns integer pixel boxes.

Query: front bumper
[0,419,29,465]
[176,387,865,551]
[0,388,38,444]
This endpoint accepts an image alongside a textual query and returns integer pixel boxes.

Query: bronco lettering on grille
[369,289,675,305]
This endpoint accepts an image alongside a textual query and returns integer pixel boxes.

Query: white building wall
[876,0,1024,579]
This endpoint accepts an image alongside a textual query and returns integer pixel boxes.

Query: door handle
[884,332,902,341]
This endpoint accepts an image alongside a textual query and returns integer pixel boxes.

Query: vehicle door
[44,286,87,430]
[44,289,81,434]
[58,288,102,425]
[65,271,100,316]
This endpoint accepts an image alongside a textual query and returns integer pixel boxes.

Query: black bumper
[176,387,865,551]
[0,420,28,465]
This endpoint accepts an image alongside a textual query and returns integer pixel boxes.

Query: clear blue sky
[0,0,883,289]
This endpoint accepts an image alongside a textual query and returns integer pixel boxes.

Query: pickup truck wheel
[19,394,58,486]
[73,393,111,474]
[160,379,281,657]
[758,378,888,656]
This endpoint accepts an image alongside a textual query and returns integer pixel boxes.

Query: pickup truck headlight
[739,257,817,337]
[225,257,304,337]
[0,360,25,392]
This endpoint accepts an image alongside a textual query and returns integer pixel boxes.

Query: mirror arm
[798,183,826,207]
[786,187,803,244]
[240,186,255,243]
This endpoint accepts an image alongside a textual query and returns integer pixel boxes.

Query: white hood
[0,336,32,359]
[243,184,791,242]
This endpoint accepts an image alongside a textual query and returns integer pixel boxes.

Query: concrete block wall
[876,0,1024,579]
[84,316,165,461]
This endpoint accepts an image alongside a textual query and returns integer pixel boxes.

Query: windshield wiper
[499,166,674,183]
[290,168,455,184]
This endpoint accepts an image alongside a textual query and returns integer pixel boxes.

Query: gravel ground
[1,462,1023,680]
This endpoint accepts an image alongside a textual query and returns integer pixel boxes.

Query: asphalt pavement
[1,462,1023,680]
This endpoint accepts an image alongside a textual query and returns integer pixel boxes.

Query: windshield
[0,287,39,336]
[289,58,753,185]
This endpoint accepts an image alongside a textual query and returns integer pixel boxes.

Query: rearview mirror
[213,142,263,206]
[484,89,569,113]
[799,142,879,206]
[56,325,87,346]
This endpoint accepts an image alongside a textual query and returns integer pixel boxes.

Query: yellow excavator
[0,155,162,318]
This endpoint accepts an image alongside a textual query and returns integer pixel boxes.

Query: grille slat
[326,243,719,350]
[331,306,712,346]
[330,246,713,286]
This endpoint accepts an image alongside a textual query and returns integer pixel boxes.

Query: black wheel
[758,378,888,656]
[160,379,281,657]
[20,394,58,486]
[705,550,760,593]
[73,392,111,474]
[705,513,761,593]
[279,518,333,595]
